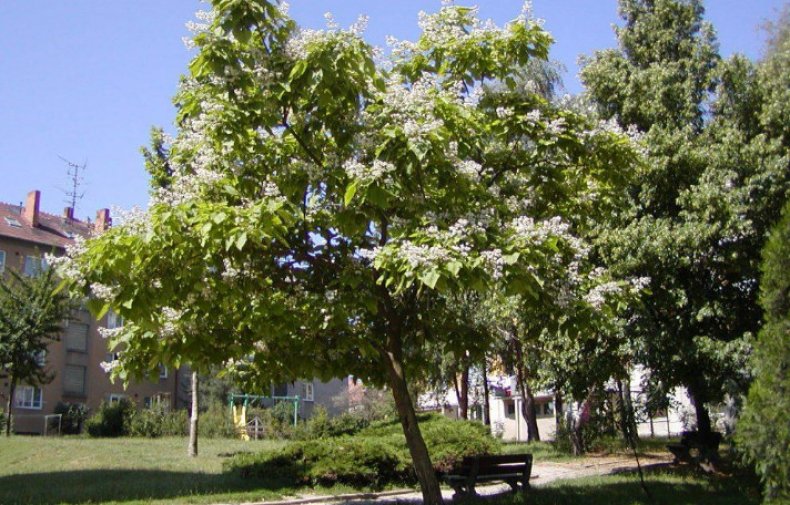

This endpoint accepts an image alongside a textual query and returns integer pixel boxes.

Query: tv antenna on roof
[58,156,86,217]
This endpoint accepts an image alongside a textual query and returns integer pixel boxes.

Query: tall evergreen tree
[582,0,789,434]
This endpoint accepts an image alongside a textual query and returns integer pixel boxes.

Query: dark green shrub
[228,413,500,487]
[54,402,89,435]
[85,399,134,437]
[129,407,164,438]
[226,436,407,487]
[737,201,790,503]
[160,408,188,436]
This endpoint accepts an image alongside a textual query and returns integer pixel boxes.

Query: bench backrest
[458,454,533,478]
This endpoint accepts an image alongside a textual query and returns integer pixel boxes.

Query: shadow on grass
[0,468,297,505]
[484,466,762,505]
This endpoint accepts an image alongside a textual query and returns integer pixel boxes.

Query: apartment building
[0,190,179,434]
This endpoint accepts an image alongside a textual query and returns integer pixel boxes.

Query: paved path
[216,454,672,505]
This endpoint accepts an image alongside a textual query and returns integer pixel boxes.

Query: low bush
[227,413,500,488]
[128,406,188,437]
[293,407,370,440]
[199,402,236,438]
[54,402,89,435]
[86,399,135,437]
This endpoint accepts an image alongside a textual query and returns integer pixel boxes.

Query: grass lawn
[0,435,362,505]
[488,466,762,505]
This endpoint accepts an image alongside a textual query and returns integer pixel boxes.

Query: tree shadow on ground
[480,466,762,505]
[0,468,297,505]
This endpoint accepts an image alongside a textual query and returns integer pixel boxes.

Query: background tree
[60,2,640,503]
[582,0,789,435]
[0,269,71,436]
[736,201,789,503]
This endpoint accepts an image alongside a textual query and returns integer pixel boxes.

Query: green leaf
[235,232,248,251]
[344,181,359,206]
[420,270,441,290]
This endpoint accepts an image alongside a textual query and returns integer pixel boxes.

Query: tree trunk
[513,340,540,442]
[554,392,563,429]
[482,358,491,426]
[452,370,461,419]
[616,379,635,443]
[458,362,469,420]
[5,377,15,437]
[622,375,639,441]
[188,371,199,457]
[687,380,712,435]
[382,332,443,505]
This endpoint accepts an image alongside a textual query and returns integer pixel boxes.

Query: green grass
[0,435,364,505]
[499,440,576,462]
[487,466,762,505]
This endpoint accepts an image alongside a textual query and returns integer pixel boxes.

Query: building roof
[0,201,93,250]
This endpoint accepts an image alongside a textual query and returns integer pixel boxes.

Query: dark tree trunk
[5,377,15,437]
[554,392,564,429]
[458,362,469,420]
[382,330,443,505]
[482,358,491,426]
[687,380,712,435]
[452,371,461,419]
[623,376,639,441]
[616,379,638,443]
[513,340,540,442]
[188,371,199,457]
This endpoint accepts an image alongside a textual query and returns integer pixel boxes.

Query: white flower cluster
[374,76,446,138]
[546,117,566,136]
[160,307,183,337]
[343,159,396,183]
[98,326,124,340]
[183,9,216,49]
[90,282,119,302]
[481,248,505,279]
[286,13,368,60]
[46,236,88,288]
[455,160,481,179]
[99,359,120,374]
[584,281,622,309]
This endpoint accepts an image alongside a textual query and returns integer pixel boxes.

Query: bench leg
[505,478,520,494]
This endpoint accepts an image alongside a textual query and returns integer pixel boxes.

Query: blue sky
[0,1,784,220]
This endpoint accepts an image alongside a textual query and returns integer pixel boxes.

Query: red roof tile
[0,202,93,250]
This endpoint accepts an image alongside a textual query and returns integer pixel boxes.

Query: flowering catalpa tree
[58,1,640,501]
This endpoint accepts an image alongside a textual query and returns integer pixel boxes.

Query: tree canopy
[0,268,72,436]
[582,0,789,435]
[58,1,642,502]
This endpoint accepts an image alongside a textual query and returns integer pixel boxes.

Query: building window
[505,400,516,419]
[273,383,288,397]
[64,365,86,395]
[4,216,21,228]
[0,250,5,273]
[108,394,126,405]
[106,310,124,329]
[33,350,46,367]
[301,381,314,402]
[15,386,43,409]
[23,256,46,277]
[158,364,168,380]
[65,321,89,352]
[536,401,554,418]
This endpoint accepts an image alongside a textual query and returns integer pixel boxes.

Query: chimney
[94,208,111,233]
[63,207,75,221]
[23,190,41,227]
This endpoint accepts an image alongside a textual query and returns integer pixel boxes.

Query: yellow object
[232,404,250,440]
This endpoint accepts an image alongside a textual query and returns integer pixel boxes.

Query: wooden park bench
[667,430,722,466]
[443,453,533,499]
